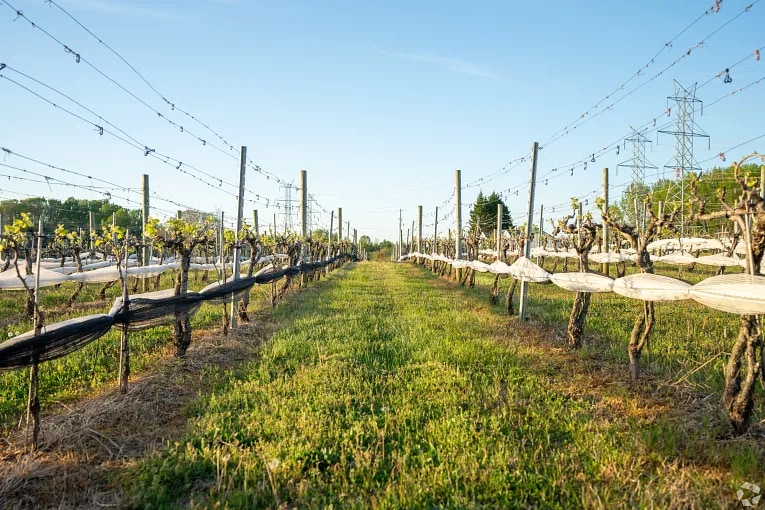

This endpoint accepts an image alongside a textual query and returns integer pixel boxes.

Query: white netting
[488,260,513,274]
[694,254,743,267]
[612,273,691,301]
[0,267,71,289]
[549,272,614,293]
[689,273,765,314]
[469,260,492,273]
[589,252,634,264]
[509,257,550,283]
[654,252,697,266]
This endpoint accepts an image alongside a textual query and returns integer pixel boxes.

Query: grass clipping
[0,310,274,510]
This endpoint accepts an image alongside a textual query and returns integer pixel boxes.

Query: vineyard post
[88,211,94,258]
[0,213,4,235]
[433,206,438,255]
[353,228,357,246]
[231,145,247,329]
[253,210,259,235]
[518,141,539,322]
[176,210,182,219]
[27,218,44,450]
[455,169,462,259]
[496,203,502,260]
[347,221,351,243]
[300,170,308,261]
[328,210,334,259]
[398,209,403,259]
[602,167,609,275]
[760,165,765,198]
[417,205,423,253]
[337,208,343,243]
[119,231,130,394]
[141,174,150,291]
[272,213,276,236]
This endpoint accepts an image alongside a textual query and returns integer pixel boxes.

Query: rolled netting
[612,273,691,301]
[0,314,114,369]
[689,273,765,314]
[0,255,353,369]
[549,272,614,293]
[508,257,550,283]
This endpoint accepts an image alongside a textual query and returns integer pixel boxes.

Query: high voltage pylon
[618,127,656,231]
[658,80,709,237]
[277,182,297,234]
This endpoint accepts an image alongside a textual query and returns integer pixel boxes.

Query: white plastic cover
[689,273,765,315]
[612,273,691,301]
[549,272,615,293]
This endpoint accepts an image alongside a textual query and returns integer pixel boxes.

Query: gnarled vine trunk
[723,315,762,435]
[628,300,655,381]
[506,279,518,315]
[567,291,591,348]
[567,255,592,349]
[173,252,193,357]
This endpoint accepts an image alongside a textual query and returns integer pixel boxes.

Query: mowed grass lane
[127,262,756,508]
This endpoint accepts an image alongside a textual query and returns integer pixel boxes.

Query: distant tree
[310,228,329,242]
[468,191,512,237]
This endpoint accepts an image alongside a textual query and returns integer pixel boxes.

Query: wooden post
[253,210,259,236]
[273,213,277,236]
[760,165,765,198]
[455,169,462,259]
[398,209,403,259]
[417,205,422,253]
[231,146,247,328]
[176,210,182,219]
[353,228,357,246]
[433,206,439,255]
[496,203,502,260]
[518,142,539,322]
[141,174,150,291]
[328,211,334,260]
[417,205,423,253]
[602,167,609,275]
[337,208,343,243]
[119,231,130,393]
[300,170,308,238]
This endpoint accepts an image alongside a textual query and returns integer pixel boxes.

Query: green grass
[124,261,763,509]
[0,270,272,430]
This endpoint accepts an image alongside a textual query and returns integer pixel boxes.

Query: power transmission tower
[277,182,297,233]
[617,127,656,230]
[658,80,709,237]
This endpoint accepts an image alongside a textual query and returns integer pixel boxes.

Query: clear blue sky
[2,0,764,241]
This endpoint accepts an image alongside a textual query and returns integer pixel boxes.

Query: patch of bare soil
[0,310,276,510]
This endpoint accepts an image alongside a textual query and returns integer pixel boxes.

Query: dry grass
[0,310,275,510]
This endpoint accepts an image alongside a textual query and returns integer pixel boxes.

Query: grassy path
[126,262,761,508]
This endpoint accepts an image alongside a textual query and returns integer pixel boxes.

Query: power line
[1,0,239,161]
[540,1,760,151]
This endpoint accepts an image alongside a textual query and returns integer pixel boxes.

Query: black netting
[0,314,114,370]
[0,255,352,370]
[198,276,257,304]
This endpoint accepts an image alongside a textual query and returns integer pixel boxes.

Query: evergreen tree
[468,191,512,236]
